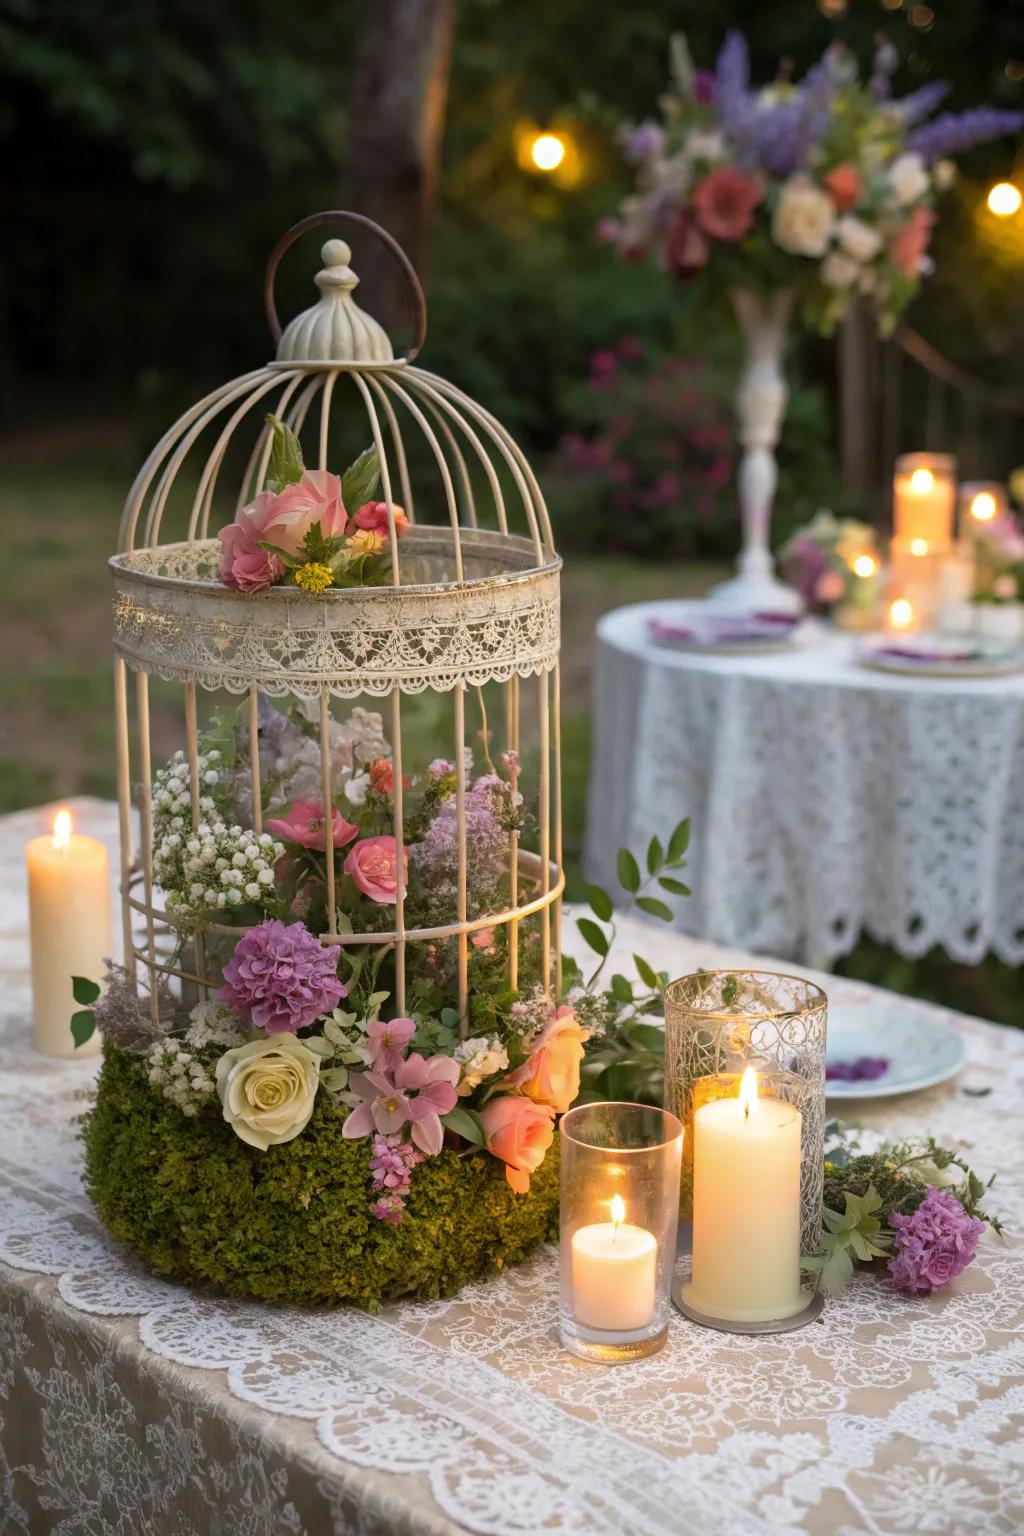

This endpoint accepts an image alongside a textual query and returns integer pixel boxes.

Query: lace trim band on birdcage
[110,534,560,697]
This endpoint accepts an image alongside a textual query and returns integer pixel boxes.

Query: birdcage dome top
[110,211,560,699]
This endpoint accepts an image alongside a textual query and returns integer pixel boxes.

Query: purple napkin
[873,644,978,665]
[649,611,798,647]
[826,1056,890,1084]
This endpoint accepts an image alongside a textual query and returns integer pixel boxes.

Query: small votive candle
[27,808,111,1057]
[888,597,916,632]
[560,1102,682,1363]
[893,453,956,551]
[958,481,1008,541]
[682,1067,805,1326]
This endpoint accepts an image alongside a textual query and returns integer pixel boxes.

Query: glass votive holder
[664,970,827,1258]
[559,1101,683,1364]
[678,1065,820,1333]
[958,480,1008,542]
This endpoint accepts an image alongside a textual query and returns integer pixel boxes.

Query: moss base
[84,1046,559,1308]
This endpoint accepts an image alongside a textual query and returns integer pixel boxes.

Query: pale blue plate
[826,1002,966,1099]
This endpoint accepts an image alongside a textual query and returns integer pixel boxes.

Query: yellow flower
[294,561,334,593]
[346,528,385,557]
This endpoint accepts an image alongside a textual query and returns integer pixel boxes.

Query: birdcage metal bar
[402,373,517,539]
[390,686,408,1013]
[350,373,405,582]
[506,672,521,991]
[538,670,552,991]
[319,689,338,934]
[235,373,308,512]
[319,370,339,469]
[183,681,209,998]
[454,681,470,1033]
[113,656,136,986]
[248,687,263,836]
[366,374,464,582]
[370,380,415,521]
[191,371,299,543]
[418,396,478,529]
[134,670,160,1023]
[553,659,564,996]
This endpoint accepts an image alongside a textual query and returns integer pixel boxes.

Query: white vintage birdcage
[110,211,563,1027]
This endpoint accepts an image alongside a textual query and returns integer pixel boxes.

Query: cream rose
[820,251,860,289]
[836,215,883,264]
[215,1035,320,1150]
[887,152,929,207]
[772,176,835,257]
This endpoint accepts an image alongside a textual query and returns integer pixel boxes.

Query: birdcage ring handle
[264,210,428,362]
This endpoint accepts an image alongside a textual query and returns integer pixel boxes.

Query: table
[586,604,1024,968]
[2,801,1023,1535]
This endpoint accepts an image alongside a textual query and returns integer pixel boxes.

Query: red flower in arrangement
[265,800,359,853]
[692,166,762,242]
[890,206,935,278]
[823,163,862,212]
[349,501,411,539]
[665,210,710,277]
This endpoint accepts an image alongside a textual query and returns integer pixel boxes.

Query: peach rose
[891,206,934,278]
[823,163,862,213]
[480,1096,555,1194]
[343,835,407,904]
[350,501,411,538]
[510,1006,590,1114]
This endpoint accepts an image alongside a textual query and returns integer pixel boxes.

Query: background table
[586,603,1024,968]
[2,802,1023,1535]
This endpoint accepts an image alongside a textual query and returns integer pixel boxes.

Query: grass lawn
[1,442,1018,1026]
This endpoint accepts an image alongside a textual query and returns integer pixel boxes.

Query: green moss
[83,1046,559,1307]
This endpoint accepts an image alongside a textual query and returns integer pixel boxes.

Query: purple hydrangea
[888,1186,986,1295]
[218,919,344,1034]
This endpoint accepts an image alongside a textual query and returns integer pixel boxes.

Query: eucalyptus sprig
[576,817,691,992]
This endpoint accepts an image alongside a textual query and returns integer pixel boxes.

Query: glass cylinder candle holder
[664,971,827,1258]
[560,1102,683,1364]
[893,452,956,552]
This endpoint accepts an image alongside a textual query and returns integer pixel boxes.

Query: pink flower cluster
[219,471,346,593]
[369,1133,424,1224]
[343,1018,458,1157]
[218,918,345,1034]
[888,1186,985,1295]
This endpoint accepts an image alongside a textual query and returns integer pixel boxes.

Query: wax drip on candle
[53,809,72,853]
[739,1065,758,1122]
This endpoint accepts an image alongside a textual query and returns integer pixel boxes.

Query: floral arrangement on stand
[780,510,882,620]
[604,32,1023,336]
[970,502,1024,608]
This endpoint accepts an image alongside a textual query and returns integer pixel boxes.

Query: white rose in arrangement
[820,251,860,289]
[454,1035,510,1097]
[933,159,957,191]
[216,1036,321,1150]
[887,152,929,206]
[836,215,883,263]
[772,177,835,257]
[686,129,725,163]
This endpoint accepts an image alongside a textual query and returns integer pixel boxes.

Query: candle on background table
[683,1067,804,1325]
[27,808,110,1057]
[571,1193,658,1331]
[958,481,1007,541]
[887,596,917,633]
[893,453,956,550]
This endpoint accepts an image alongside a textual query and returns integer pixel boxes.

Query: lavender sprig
[910,107,1024,163]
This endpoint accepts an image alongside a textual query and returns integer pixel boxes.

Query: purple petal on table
[827,1056,891,1083]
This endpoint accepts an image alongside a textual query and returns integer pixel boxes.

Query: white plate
[859,636,1023,678]
[825,1002,966,1099]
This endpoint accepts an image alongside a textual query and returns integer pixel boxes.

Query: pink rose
[349,501,411,539]
[480,1095,555,1194]
[470,928,495,951]
[265,800,359,853]
[344,835,407,904]
[823,163,862,213]
[692,166,762,242]
[665,210,710,278]
[217,494,288,592]
[890,206,935,278]
[218,470,347,591]
[814,570,847,605]
[506,1005,590,1114]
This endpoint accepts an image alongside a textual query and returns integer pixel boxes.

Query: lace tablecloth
[585,604,1024,967]
[2,801,1023,1535]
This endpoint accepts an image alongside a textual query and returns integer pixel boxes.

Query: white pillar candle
[571,1194,657,1331]
[684,1068,804,1324]
[893,457,955,551]
[27,809,110,1057]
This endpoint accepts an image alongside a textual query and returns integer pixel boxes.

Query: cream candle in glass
[26,808,110,1057]
[893,453,956,550]
[682,1067,805,1326]
[571,1194,657,1331]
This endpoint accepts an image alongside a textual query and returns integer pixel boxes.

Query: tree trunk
[347,0,454,341]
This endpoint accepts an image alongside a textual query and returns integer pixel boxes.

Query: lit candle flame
[738,1065,759,1121]
[53,809,72,851]
[970,492,997,522]
[530,132,566,172]
[610,1193,626,1230]
[852,553,878,578]
[910,538,929,556]
[910,468,935,495]
[889,598,913,631]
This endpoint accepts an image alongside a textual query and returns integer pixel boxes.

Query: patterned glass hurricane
[109,211,563,1034]
[664,970,827,1254]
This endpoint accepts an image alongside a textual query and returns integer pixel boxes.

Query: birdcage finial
[275,238,394,365]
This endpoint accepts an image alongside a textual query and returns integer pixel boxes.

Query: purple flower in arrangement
[622,122,665,165]
[909,108,1024,164]
[826,1056,890,1084]
[218,919,344,1034]
[897,80,951,128]
[693,69,716,106]
[888,1187,986,1295]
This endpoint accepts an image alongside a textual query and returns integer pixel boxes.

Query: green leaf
[70,1010,95,1048]
[610,973,634,1004]
[667,818,691,862]
[265,414,305,487]
[341,446,381,510]
[257,541,301,569]
[616,848,641,894]
[303,1036,336,1057]
[442,1106,486,1147]
[818,1242,855,1296]
[636,896,673,922]
[585,884,614,923]
[576,918,609,957]
[633,953,662,992]
[72,975,101,1006]
[646,835,664,876]
[658,877,691,897]
[621,1022,665,1055]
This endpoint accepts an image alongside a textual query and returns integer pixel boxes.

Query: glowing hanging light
[987,182,1022,218]
[530,132,567,173]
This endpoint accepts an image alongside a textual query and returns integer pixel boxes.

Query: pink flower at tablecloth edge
[344,835,408,904]
[888,1186,986,1295]
[265,800,359,853]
